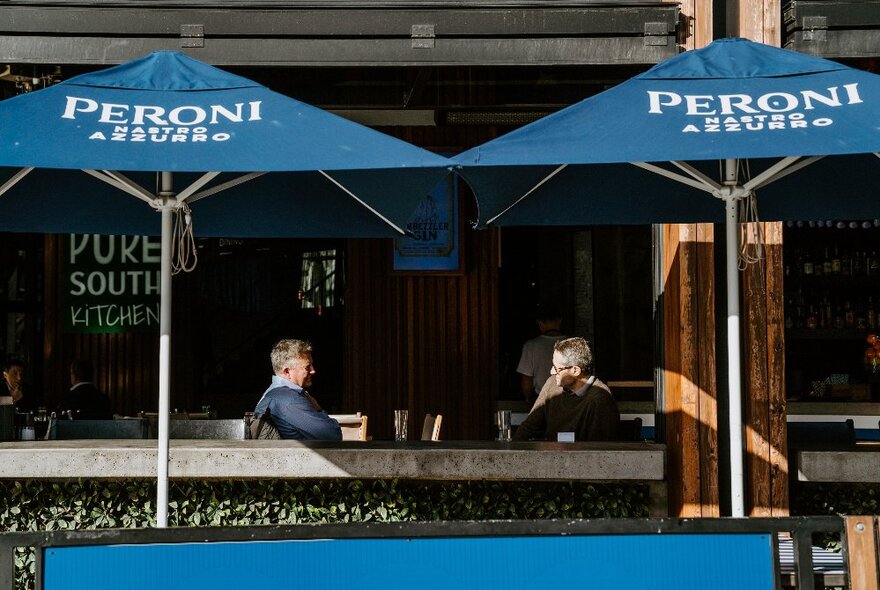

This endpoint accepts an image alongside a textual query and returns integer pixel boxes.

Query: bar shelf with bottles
[783,220,880,401]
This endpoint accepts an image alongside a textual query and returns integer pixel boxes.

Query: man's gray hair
[271,339,313,374]
[554,337,594,373]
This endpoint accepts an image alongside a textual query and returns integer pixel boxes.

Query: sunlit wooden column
[742,222,789,516]
[661,224,720,517]
[659,0,718,517]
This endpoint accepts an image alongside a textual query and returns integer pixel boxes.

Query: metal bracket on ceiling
[412,24,435,49]
[644,22,670,46]
[181,24,205,48]
[802,16,827,42]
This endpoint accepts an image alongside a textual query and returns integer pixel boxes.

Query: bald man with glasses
[513,337,619,442]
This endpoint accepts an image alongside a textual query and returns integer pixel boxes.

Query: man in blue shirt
[254,339,342,440]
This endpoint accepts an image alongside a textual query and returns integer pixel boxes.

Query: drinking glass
[394,409,408,441]
[494,410,512,441]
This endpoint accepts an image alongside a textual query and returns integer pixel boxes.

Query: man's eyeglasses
[551,365,574,374]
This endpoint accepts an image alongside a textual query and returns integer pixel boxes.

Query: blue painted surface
[44,533,775,590]
[856,428,880,441]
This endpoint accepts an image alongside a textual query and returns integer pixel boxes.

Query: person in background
[516,302,566,406]
[57,359,112,420]
[253,339,341,440]
[513,337,619,442]
[1,358,39,412]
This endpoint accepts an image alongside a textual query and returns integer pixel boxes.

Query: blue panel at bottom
[856,428,880,441]
[44,532,774,590]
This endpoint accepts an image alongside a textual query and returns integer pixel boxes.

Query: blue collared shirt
[254,375,341,441]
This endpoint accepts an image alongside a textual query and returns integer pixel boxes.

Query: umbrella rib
[83,170,157,205]
[188,172,267,204]
[319,170,406,235]
[176,172,221,203]
[741,156,802,192]
[484,164,568,226]
[670,161,724,191]
[0,167,34,198]
[631,162,717,193]
[745,156,822,191]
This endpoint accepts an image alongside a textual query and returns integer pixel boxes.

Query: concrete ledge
[0,440,665,482]
[797,448,880,483]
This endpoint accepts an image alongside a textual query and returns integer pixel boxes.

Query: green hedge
[792,482,880,518]
[791,482,880,552]
[1,479,649,589]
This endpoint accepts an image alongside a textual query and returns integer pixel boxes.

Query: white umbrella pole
[156,171,174,528]
[724,158,745,517]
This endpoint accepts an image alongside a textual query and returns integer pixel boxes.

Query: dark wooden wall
[342,126,500,441]
[343,229,499,441]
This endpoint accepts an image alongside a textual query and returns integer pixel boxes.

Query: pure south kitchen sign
[647,83,863,133]
[63,235,160,334]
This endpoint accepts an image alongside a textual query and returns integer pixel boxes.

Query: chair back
[168,419,246,440]
[331,413,368,441]
[618,417,643,441]
[787,419,856,450]
[53,419,146,440]
[421,414,443,441]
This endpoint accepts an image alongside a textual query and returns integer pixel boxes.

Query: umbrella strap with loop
[172,202,197,275]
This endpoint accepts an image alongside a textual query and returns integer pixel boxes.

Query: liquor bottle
[803,250,814,275]
[814,254,824,276]
[856,298,867,329]
[832,247,842,274]
[871,251,879,277]
[845,300,855,328]
[821,294,832,329]
[854,250,864,277]
[868,296,877,330]
[806,305,818,329]
[823,247,832,275]
[833,305,844,329]
[841,249,851,276]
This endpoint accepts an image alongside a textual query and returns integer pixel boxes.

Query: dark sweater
[513,378,619,442]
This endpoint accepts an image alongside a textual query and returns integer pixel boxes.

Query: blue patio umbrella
[0,51,451,527]
[454,37,880,516]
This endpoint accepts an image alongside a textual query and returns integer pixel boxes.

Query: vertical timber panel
[678,224,702,515]
[743,223,772,516]
[696,224,720,516]
[765,223,789,515]
[664,223,717,517]
[743,221,788,515]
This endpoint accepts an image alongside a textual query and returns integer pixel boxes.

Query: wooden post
[662,223,719,517]
[845,516,880,590]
